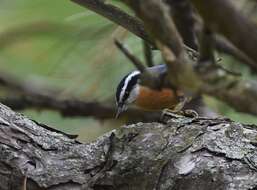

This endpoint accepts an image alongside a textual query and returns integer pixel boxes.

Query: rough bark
[0,103,257,190]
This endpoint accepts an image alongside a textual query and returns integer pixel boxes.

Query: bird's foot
[160,108,198,122]
[183,109,198,118]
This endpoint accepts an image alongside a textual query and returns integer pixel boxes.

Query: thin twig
[191,0,257,68]
[114,39,146,73]
[197,27,241,76]
[1,95,161,121]
[143,41,154,67]
[114,39,169,90]
[214,35,257,73]
[198,27,215,64]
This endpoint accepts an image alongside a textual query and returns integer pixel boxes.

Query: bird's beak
[115,106,123,119]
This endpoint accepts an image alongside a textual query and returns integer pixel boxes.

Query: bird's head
[115,70,140,118]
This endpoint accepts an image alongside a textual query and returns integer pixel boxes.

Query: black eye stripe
[121,74,139,103]
[116,73,129,103]
[116,72,140,105]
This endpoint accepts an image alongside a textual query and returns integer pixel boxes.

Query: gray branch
[0,103,257,189]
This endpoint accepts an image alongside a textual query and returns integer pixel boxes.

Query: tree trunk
[0,103,256,190]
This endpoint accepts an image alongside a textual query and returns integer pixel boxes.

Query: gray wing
[147,64,167,75]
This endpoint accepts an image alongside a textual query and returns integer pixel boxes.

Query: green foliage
[0,0,145,141]
[0,0,255,142]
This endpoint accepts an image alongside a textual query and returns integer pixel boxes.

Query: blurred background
[0,0,256,142]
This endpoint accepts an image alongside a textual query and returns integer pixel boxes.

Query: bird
[115,64,185,118]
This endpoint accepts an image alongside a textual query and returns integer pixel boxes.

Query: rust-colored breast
[135,86,180,110]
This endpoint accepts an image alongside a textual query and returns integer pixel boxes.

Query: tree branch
[0,69,217,121]
[191,0,257,68]
[214,35,257,72]
[0,71,160,122]
[71,0,152,44]
[0,95,161,122]
[143,41,154,67]
[165,0,257,72]
[1,103,257,189]
[120,0,257,116]
[70,0,257,73]
[165,0,198,50]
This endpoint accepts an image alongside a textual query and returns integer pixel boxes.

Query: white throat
[127,84,140,104]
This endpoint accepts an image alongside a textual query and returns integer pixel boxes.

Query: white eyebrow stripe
[119,70,140,103]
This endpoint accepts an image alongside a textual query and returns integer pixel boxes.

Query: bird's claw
[183,109,199,118]
[160,108,198,122]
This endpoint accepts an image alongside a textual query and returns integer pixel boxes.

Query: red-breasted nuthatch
[115,64,184,118]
